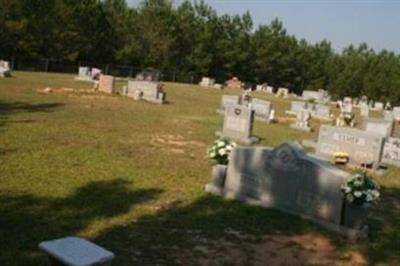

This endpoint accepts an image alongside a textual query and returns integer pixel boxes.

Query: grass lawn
[0,71,399,265]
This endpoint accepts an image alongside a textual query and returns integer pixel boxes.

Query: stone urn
[343,203,369,230]
[211,164,227,189]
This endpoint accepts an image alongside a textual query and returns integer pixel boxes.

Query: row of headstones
[80,70,166,104]
[0,60,11,77]
[315,119,400,168]
[285,101,332,131]
[76,66,102,82]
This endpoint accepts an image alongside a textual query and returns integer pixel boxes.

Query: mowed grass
[0,71,399,265]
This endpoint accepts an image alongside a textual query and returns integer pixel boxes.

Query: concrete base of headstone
[285,110,297,116]
[206,185,367,239]
[215,131,259,145]
[290,124,312,132]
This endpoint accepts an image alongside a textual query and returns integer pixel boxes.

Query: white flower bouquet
[207,138,237,165]
[341,172,380,206]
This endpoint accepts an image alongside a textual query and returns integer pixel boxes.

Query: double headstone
[127,80,166,104]
[217,95,240,114]
[250,99,272,123]
[217,104,258,144]
[206,142,365,238]
[316,125,384,168]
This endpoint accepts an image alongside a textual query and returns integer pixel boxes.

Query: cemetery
[1,71,399,265]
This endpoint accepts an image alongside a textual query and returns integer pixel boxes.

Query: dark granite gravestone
[216,104,258,144]
[217,95,240,114]
[316,125,384,168]
[205,143,365,238]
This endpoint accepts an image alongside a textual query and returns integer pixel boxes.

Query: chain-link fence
[1,57,202,84]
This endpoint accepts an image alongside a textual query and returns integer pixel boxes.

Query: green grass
[0,72,399,265]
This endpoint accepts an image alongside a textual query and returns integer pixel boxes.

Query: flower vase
[211,164,227,189]
[343,203,369,230]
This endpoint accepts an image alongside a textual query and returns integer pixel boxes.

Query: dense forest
[1,0,400,101]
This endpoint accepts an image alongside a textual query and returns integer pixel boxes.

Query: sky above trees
[127,0,400,53]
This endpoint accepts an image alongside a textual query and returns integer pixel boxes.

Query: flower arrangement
[341,172,380,206]
[207,138,237,165]
[334,151,349,164]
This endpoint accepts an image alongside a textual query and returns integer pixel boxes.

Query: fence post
[44,59,49,72]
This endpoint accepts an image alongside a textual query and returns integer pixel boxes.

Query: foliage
[1,1,400,103]
[207,138,236,165]
[341,172,380,206]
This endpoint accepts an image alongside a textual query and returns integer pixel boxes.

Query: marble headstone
[127,80,166,104]
[251,98,272,123]
[98,75,115,94]
[314,104,331,120]
[290,109,311,132]
[217,95,240,114]
[286,101,307,115]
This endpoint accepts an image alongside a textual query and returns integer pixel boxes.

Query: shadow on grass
[0,179,162,266]
[0,100,64,128]
[93,194,325,265]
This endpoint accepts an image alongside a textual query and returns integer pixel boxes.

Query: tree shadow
[0,178,162,266]
[0,100,64,129]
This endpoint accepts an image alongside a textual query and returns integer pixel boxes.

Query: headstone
[374,102,384,111]
[342,97,353,113]
[251,98,272,123]
[392,107,400,121]
[382,138,400,166]
[205,143,365,238]
[135,68,161,81]
[217,95,240,114]
[127,80,166,104]
[216,104,258,144]
[316,125,384,168]
[305,102,315,114]
[363,117,393,138]
[199,77,215,87]
[213,83,223,89]
[266,86,274,94]
[384,110,393,121]
[384,102,392,111]
[76,66,92,81]
[256,85,263,91]
[285,101,306,115]
[360,104,369,117]
[91,68,102,80]
[290,109,312,132]
[302,90,327,102]
[0,60,11,77]
[314,104,331,120]
[225,77,242,89]
[39,237,115,266]
[392,121,400,138]
[98,75,115,94]
[276,87,289,98]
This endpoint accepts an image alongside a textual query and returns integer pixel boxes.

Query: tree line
[1,0,400,102]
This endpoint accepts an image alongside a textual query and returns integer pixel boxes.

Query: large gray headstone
[206,143,350,235]
[218,104,257,144]
[290,109,311,132]
[363,117,393,138]
[382,138,400,166]
[127,80,165,104]
[250,98,271,123]
[316,125,384,168]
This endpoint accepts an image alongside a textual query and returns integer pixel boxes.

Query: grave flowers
[341,172,380,229]
[334,151,349,164]
[207,138,236,188]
